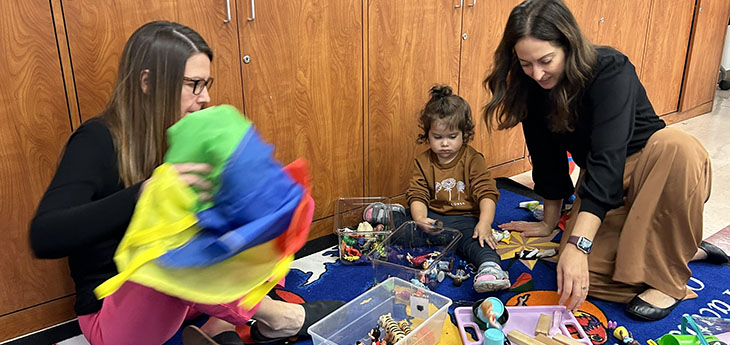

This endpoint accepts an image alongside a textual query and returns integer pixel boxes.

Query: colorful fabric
[94,105,313,308]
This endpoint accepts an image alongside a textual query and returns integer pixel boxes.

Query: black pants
[392,210,500,267]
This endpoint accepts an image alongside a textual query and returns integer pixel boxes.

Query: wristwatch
[567,236,593,254]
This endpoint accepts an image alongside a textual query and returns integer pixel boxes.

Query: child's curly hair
[417,85,475,144]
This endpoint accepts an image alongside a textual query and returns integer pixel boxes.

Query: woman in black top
[30,21,341,345]
[484,0,727,321]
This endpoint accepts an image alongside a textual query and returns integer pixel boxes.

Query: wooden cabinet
[681,0,730,111]
[460,0,526,170]
[237,0,364,222]
[564,0,652,76]
[0,0,76,341]
[640,0,695,115]
[367,0,530,199]
[367,0,462,197]
[61,0,244,123]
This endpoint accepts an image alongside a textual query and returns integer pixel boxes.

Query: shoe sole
[474,280,510,293]
[182,325,219,345]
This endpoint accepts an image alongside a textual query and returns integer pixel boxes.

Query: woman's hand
[140,163,213,201]
[557,245,590,312]
[498,220,553,237]
[474,221,498,249]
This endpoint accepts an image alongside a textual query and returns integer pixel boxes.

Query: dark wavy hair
[417,85,475,144]
[483,0,596,133]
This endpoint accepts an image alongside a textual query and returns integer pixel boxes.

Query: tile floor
[511,89,730,240]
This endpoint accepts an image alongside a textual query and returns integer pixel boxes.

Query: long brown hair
[100,21,212,187]
[417,85,475,144]
[483,0,596,133]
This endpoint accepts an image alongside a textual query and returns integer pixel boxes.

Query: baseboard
[1,319,81,345]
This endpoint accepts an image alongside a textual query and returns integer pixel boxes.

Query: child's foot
[473,262,510,293]
[363,202,406,225]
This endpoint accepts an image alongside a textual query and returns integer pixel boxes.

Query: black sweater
[523,47,666,220]
[30,119,141,315]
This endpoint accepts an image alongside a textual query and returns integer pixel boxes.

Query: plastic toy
[446,268,471,287]
[612,326,639,345]
[492,228,511,243]
[380,313,406,344]
[406,251,441,269]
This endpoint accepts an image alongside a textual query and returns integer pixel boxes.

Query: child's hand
[474,221,498,249]
[414,217,437,226]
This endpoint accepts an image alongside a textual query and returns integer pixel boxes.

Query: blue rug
[167,189,730,345]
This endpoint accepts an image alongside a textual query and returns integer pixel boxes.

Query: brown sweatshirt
[406,145,499,217]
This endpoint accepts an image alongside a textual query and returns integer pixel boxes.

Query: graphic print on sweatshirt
[435,177,466,206]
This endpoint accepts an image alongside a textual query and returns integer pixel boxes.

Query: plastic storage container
[308,277,453,345]
[334,197,396,264]
[368,221,462,290]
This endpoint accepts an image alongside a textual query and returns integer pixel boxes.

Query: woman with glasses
[30,21,342,345]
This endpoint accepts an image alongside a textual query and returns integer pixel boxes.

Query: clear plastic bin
[334,197,396,264]
[368,221,462,290]
[308,277,453,345]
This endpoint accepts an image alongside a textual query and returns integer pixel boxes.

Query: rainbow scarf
[94,105,313,308]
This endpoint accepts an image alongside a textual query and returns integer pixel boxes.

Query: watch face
[577,237,593,253]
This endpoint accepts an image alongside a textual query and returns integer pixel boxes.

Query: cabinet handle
[248,0,256,21]
[468,0,477,7]
[224,0,231,23]
[455,0,463,8]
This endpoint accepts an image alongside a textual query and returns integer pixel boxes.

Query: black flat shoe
[625,294,681,321]
[250,300,345,343]
[699,241,729,265]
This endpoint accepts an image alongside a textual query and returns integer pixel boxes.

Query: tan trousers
[560,127,712,303]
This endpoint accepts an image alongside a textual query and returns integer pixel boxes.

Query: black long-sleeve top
[30,119,141,315]
[523,47,666,220]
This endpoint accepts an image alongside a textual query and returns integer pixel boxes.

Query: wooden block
[507,330,548,345]
[536,334,565,345]
[553,333,585,345]
[535,313,552,336]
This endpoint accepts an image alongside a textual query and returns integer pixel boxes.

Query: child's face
[428,120,463,164]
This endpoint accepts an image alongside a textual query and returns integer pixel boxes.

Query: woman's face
[180,53,212,118]
[514,36,566,90]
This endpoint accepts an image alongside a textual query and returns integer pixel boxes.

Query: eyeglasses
[183,77,214,95]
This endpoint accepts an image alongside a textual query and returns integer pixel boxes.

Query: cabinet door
[681,0,730,110]
[640,0,695,115]
[595,0,652,76]
[238,0,363,221]
[563,0,651,75]
[0,0,75,340]
[62,0,243,122]
[460,0,525,170]
[562,0,600,42]
[368,0,462,197]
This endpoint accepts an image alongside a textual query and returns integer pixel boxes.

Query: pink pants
[78,281,270,345]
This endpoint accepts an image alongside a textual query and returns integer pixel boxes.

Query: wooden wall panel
[460,0,526,168]
[681,0,730,110]
[367,0,462,198]
[61,0,243,121]
[238,0,364,220]
[640,0,695,115]
[0,296,76,342]
[563,0,651,75]
[562,0,600,42]
[595,0,652,76]
[0,0,74,326]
